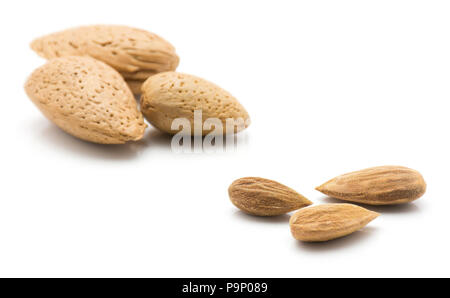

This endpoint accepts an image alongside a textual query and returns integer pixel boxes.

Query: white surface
[0,0,449,277]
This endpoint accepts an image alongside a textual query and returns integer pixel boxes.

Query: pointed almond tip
[315,184,324,192]
[30,38,41,53]
[369,210,381,221]
[29,39,36,51]
[305,198,313,206]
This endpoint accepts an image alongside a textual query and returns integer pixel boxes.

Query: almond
[126,80,144,96]
[30,25,179,94]
[228,177,312,216]
[122,70,158,81]
[141,72,250,135]
[289,204,379,242]
[316,166,426,205]
[24,56,146,144]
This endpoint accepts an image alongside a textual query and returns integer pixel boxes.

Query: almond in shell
[24,56,146,144]
[30,25,179,94]
[126,80,144,96]
[141,72,250,135]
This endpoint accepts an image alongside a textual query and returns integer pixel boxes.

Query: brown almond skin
[228,177,312,216]
[289,204,379,242]
[30,25,179,94]
[24,56,146,144]
[141,72,250,135]
[316,166,426,205]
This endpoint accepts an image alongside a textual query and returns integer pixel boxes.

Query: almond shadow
[144,128,173,148]
[36,121,147,160]
[145,128,250,152]
[232,210,291,224]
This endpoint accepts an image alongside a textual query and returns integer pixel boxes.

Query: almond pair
[25,61,251,142]
[228,177,379,242]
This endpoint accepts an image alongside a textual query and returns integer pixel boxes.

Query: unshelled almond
[289,204,379,242]
[141,72,250,135]
[30,25,179,94]
[24,56,146,144]
[228,177,312,216]
[316,166,426,205]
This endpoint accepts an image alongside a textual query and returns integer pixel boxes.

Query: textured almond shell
[228,177,312,216]
[24,56,147,144]
[289,204,379,242]
[30,25,179,91]
[141,72,250,135]
[316,166,426,205]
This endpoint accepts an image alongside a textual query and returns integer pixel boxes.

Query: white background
[0,0,448,277]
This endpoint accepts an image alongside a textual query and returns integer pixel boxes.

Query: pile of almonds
[228,166,426,242]
[24,26,428,245]
[25,25,250,144]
